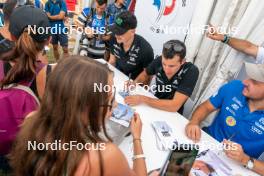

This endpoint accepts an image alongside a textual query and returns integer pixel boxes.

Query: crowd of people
[0,0,264,175]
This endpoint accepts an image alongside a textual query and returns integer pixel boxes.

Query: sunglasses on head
[163,42,185,53]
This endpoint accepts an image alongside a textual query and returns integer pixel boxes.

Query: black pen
[128,73,131,82]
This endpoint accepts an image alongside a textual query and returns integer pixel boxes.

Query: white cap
[245,62,264,83]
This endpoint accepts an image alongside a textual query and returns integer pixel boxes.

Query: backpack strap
[4,84,40,106]
[0,60,45,99]
[104,10,109,26]
[84,8,109,35]
[46,64,52,78]
[18,62,45,98]
[44,64,52,84]
[28,62,45,87]
[104,11,110,35]
[84,8,95,27]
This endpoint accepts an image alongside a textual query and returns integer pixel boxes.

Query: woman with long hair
[10,56,147,176]
[0,5,51,97]
[0,5,52,173]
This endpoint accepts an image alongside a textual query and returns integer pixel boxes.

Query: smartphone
[160,144,199,176]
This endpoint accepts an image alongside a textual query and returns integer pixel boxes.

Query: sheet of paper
[152,121,176,150]
[190,150,232,176]
[118,91,130,98]
[110,103,134,127]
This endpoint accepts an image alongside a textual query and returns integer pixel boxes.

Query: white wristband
[132,154,145,161]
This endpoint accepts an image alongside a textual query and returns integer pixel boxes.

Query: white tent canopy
[134,0,264,123]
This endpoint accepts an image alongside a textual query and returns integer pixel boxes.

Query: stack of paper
[151,121,177,150]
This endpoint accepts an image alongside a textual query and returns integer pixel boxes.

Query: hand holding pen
[217,132,237,155]
[223,139,250,166]
[124,73,136,94]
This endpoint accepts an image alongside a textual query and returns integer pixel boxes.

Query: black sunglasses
[163,42,185,53]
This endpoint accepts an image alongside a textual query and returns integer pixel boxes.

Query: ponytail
[0,31,46,88]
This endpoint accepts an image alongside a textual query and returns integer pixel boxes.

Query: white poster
[135,0,198,56]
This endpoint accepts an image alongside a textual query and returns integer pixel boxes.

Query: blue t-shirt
[77,7,109,34]
[44,0,67,33]
[107,3,127,25]
[77,7,110,58]
[204,80,264,158]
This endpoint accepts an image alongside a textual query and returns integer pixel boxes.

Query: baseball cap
[9,5,50,42]
[109,11,137,35]
[245,62,264,83]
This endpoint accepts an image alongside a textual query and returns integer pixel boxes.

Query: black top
[146,56,199,114]
[109,34,154,79]
[3,62,52,99]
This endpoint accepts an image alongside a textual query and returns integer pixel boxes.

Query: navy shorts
[51,33,68,47]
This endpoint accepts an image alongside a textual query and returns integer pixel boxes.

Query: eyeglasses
[101,87,116,111]
[163,42,185,53]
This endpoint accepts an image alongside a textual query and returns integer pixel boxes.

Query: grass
[46,38,75,63]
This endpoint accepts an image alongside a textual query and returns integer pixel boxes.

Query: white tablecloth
[97,59,259,176]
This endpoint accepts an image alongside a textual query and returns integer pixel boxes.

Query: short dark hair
[162,40,186,60]
[96,0,107,6]
[3,0,17,21]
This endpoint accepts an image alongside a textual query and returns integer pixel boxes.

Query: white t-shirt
[256,46,264,64]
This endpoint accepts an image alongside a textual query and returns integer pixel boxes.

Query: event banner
[135,0,198,56]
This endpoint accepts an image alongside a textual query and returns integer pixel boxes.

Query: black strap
[30,78,38,98]
[85,8,109,27]
[0,33,15,56]
[84,8,95,27]
[46,64,52,83]
[3,62,11,76]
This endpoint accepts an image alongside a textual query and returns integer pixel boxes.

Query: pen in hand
[218,132,237,155]
[227,132,237,141]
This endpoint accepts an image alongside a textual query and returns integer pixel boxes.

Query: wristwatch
[245,157,254,170]
[222,34,230,44]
